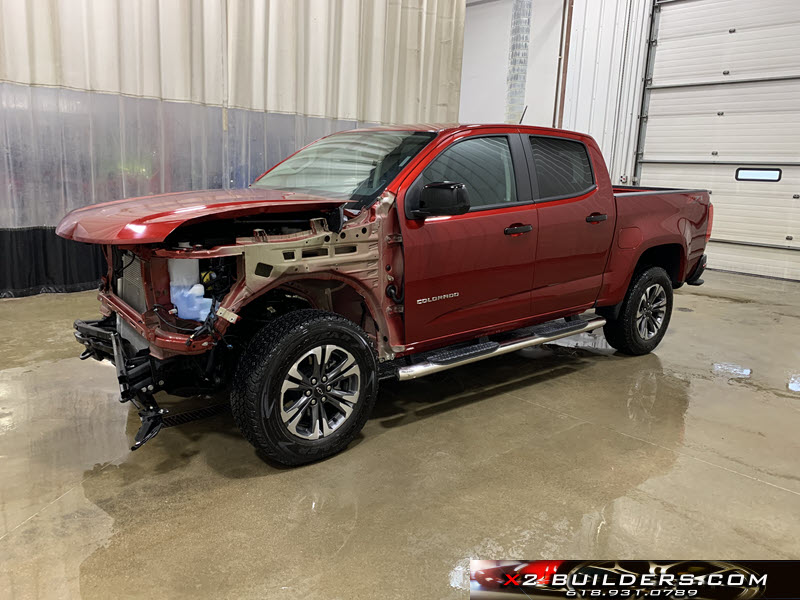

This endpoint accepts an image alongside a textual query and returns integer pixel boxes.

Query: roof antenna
[518,105,528,124]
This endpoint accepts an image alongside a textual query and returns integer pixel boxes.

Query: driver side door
[398,132,539,348]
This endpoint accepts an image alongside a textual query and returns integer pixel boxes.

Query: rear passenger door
[525,135,615,317]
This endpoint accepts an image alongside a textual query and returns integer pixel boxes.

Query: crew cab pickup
[57,124,712,464]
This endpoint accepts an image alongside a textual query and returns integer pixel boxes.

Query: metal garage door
[635,0,800,280]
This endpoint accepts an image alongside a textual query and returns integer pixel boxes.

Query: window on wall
[735,168,781,182]
[421,137,517,208]
[529,136,594,200]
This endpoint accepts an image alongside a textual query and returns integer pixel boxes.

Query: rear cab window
[528,136,595,201]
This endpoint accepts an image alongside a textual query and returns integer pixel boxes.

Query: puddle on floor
[712,362,752,380]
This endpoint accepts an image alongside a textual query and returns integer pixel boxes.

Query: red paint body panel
[394,125,710,350]
[395,127,537,344]
[596,189,711,307]
[55,188,347,244]
[526,130,615,317]
[57,123,710,360]
[401,204,539,342]
[531,201,615,315]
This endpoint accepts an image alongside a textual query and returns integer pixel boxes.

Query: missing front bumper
[74,317,115,360]
[74,317,167,449]
[74,318,162,397]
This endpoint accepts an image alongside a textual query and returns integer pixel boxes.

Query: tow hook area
[110,332,168,450]
[129,392,166,451]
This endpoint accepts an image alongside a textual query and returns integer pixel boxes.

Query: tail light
[706,202,714,242]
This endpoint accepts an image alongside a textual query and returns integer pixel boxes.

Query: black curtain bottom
[0,227,105,298]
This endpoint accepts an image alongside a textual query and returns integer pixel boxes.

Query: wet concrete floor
[1,271,799,598]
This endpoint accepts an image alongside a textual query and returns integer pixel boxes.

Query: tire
[602,266,673,356]
[230,309,378,465]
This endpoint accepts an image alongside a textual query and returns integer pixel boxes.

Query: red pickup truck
[57,124,712,464]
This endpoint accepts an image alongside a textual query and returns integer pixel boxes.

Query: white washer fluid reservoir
[168,259,213,321]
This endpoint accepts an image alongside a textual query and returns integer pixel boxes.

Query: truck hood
[56,188,349,244]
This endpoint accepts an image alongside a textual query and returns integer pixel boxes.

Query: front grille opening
[115,251,146,313]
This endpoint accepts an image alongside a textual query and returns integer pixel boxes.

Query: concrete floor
[1,271,799,599]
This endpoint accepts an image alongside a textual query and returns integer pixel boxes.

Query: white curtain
[0,0,465,123]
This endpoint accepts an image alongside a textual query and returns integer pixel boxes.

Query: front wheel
[602,266,673,355]
[230,309,378,465]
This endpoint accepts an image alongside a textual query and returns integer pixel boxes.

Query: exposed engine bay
[74,194,403,449]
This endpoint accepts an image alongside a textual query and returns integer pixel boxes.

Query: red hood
[56,188,348,244]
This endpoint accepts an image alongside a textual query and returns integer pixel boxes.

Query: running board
[396,316,606,381]
[425,340,500,365]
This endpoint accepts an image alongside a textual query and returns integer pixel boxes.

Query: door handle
[586,213,608,223]
[504,224,533,236]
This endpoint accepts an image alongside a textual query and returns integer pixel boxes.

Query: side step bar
[396,317,606,381]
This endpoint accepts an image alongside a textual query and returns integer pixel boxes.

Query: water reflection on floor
[1,271,799,599]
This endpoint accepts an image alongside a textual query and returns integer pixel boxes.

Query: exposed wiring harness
[152,304,200,333]
[152,258,236,348]
[386,282,404,303]
[152,302,227,350]
[113,252,137,280]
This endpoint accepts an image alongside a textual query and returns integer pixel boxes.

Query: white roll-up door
[636,0,800,280]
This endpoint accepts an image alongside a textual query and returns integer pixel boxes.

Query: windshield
[251,130,436,209]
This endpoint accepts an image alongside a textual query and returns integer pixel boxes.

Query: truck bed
[612,185,707,196]
[597,184,711,309]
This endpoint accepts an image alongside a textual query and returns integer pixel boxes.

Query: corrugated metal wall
[636,0,800,280]
[0,0,465,295]
[559,0,650,183]
[462,0,798,280]
[0,0,464,120]
[459,0,513,123]
[459,0,648,177]
[562,0,651,183]
[553,0,799,280]
[228,0,464,122]
[0,0,226,105]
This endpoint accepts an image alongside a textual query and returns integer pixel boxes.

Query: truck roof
[346,122,592,140]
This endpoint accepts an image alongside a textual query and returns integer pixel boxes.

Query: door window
[421,137,517,208]
[529,136,594,200]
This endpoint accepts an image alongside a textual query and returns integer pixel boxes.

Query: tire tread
[602,266,673,356]
[230,309,377,465]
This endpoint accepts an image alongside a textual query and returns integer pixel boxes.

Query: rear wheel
[602,266,673,355]
[231,309,378,465]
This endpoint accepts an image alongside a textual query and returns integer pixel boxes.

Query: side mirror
[410,182,470,219]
